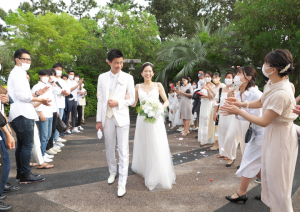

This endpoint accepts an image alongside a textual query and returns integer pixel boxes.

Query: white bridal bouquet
[138,99,164,123]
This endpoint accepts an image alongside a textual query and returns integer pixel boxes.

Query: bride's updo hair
[264,49,294,77]
[141,62,155,73]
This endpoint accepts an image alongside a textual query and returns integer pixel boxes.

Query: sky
[0,0,149,17]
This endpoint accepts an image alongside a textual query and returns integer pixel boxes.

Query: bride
[131,62,176,191]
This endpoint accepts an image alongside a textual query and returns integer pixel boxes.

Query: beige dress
[260,78,298,212]
[179,84,193,119]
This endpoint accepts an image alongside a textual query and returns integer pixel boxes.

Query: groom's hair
[107,49,124,62]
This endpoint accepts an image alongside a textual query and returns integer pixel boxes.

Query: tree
[229,0,300,90]
[69,0,97,20]
[5,10,88,69]
[107,0,138,9]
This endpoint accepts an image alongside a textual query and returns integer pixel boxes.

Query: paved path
[5,116,300,212]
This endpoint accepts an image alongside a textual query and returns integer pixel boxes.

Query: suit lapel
[106,71,111,100]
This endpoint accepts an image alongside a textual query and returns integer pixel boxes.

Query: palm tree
[155,19,227,86]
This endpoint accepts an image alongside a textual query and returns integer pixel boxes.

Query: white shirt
[67,79,79,101]
[7,66,36,121]
[50,84,61,113]
[168,92,177,110]
[31,81,53,118]
[77,87,87,106]
[236,86,264,136]
[109,71,120,92]
[197,81,204,90]
[55,78,69,109]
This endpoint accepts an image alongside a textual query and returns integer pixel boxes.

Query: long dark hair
[237,66,257,91]
[141,62,155,73]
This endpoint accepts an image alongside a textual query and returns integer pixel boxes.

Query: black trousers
[70,100,77,128]
[47,112,57,150]
[77,106,82,127]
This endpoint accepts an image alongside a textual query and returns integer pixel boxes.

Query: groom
[96,49,135,197]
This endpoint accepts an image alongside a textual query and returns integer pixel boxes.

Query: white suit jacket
[96,71,135,127]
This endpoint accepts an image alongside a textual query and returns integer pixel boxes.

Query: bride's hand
[225,97,241,107]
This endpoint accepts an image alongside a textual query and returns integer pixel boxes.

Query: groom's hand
[96,122,102,132]
[108,100,118,108]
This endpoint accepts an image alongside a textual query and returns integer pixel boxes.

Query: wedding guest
[209,72,225,150]
[52,63,69,142]
[191,81,198,130]
[213,72,234,159]
[168,88,177,129]
[8,49,50,183]
[198,72,215,146]
[76,78,87,130]
[221,49,297,212]
[177,76,193,136]
[67,71,83,133]
[197,70,206,89]
[225,66,264,203]
[31,69,56,161]
[61,74,72,136]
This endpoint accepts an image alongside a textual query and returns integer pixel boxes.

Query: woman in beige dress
[220,49,298,212]
[177,77,193,136]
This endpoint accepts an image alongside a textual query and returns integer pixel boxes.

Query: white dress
[216,91,234,156]
[174,99,183,126]
[198,89,215,145]
[168,93,177,126]
[131,83,176,191]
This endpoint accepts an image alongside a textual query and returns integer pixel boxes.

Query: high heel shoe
[226,159,235,167]
[226,192,248,204]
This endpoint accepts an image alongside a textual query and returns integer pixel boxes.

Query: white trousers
[32,123,44,165]
[103,116,129,186]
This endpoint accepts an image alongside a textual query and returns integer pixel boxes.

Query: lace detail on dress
[138,83,159,102]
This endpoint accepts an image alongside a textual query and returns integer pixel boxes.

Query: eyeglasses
[19,58,32,62]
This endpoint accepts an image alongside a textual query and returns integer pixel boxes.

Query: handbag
[0,86,7,95]
[56,117,67,133]
[0,104,7,128]
[245,122,253,143]
[215,88,222,126]
[78,96,86,106]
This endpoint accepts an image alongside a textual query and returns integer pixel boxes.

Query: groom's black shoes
[108,175,116,185]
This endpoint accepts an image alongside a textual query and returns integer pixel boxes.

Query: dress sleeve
[266,91,290,115]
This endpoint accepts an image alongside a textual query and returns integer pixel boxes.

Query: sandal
[37,164,54,169]
[217,155,224,158]
[30,163,38,167]
[224,157,230,160]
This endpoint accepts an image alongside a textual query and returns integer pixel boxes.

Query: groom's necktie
[107,74,118,118]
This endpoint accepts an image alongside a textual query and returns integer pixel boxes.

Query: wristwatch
[35,91,39,97]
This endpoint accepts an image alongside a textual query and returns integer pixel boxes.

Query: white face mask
[192,85,196,89]
[50,76,56,81]
[69,75,74,80]
[82,83,84,87]
[205,77,211,82]
[262,64,274,77]
[74,77,79,82]
[56,70,62,76]
[225,79,233,85]
[234,76,245,87]
[41,76,49,84]
[18,59,31,71]
[213,79,219,84]
[199,79,205,84]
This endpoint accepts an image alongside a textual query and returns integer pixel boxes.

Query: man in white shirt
[52,63,70,142]
[8,49,51,184]
[67,70,83,133]
[31,69,55,162]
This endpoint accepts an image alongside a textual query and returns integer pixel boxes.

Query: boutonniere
[118,76,125,85]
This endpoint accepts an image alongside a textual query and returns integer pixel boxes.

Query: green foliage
[69,0,97,20]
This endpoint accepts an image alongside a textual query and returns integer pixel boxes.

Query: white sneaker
[117,185,126,197]
[52,146,61,152]
[78,126,84,130]
[67,129,71,134]
[45,153,54,159]
[43,156,53,163]
[57,137,67,142]
[170,126,176,130]
[107,175,116,185]
[72,128,81,133]
[46,149,57,155]
[55,141,65,147]
[189,127,194,131]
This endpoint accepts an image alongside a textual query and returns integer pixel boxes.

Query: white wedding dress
[131,83,176,191]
